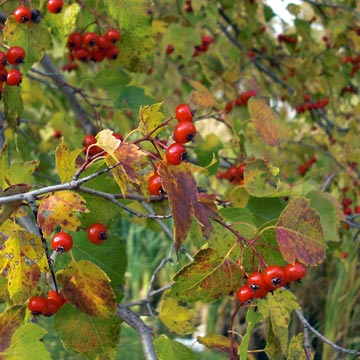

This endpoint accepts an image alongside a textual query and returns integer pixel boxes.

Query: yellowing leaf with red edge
[168,248,243,303]
[37,191,88,238]
[197,334,238,356]
[0,230,47,303]
[139,102,165,136]
[95,129,122,160]
[159,162,219,252]
[0,306,26,352]
[189,80,218,108]
[248,97,289,146]
[0,184,31,226]
[55,139,83,183]
[275,197,326,265]
[56,260,117,318]
[105,142,149,196]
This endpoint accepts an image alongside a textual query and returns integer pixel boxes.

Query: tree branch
[116,307,158,360]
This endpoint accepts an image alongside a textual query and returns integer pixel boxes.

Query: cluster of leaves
[0,1,359,360]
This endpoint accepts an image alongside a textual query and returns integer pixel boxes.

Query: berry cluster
[341,197,360,216]
[147,104,197,196]
[298,155,317,176]
[51,223,109,253]
[193,36,214,57]
[341,84,358,94]
[217,163,247,185]
[0,46,26,96]
[64,29,120,70]
[237,263,307,304]
[295,96,329,114]
[28,290,67,317]
[278,34,297,44]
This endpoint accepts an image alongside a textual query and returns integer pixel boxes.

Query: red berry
[105,46,120,60]
[46,0,64,14]
[148,172,163,196]
[166,44,175,55]
[6,69,22,86]
[343,206,352,215]
[263,265,286,290]
[105,29,121,44]
[43,298,60,316]
[28,296,47,315]
[83,134,103,157]
[113,132,124,141]
[14,6,32,24]
[166,143,187,165]
[284,263,307,282]
[87,223,108,245]
[53,130,62,139]
[0,68,8,82]
[175,104,193,122]
[47,290,67,307]
[90,47,106,62]
[340,252,348,259]
[97,35,112,51]
[6,46,26,66]
[246,272,269,298]
[74,47,91,63]
[51,231,73,253]
[224,165,238,182]
[67,32,83,50]
[0,51,7,67]
[237,285,255,303]
[201,36,213,46]
[341,198,353,207]
[173,121,197,143]
[354,205,360,213]
[225,100,234,113]
[82,32,99,48]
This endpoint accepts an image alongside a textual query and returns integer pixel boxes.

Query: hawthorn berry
[237,285,255,303]
[148,172,163,196]
[74,47,91,63]
[166,44,174,55]
[175,103,193,122]
[46,0,64,14]
[83,134,103,157]
[98,35,112,51]
[105,46,120,60]
[87,223,108,245]
[173,121,197,143]
[6,69,22,86]
[113,132,124,141]
[284,263,307,283]
[0,68,8,82]
[43,298,60,316]
[14,6,32,24]
[246,271,269,298]
[6,46,26,66]
[47,290,67,307]
[90,47,106,63]
[105,29,121,44]
[166,143,187,165]
[51,231,73,252]
[263,265,286,290]
[82,32,99,48]
[0,52,7,67]
[67,32,83,50]
[28,296,47,315]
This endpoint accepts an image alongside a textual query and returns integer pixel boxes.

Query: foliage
[0,0,359,359]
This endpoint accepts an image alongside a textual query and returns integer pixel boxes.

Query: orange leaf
[37,191,88,237]
[189,80,218,108]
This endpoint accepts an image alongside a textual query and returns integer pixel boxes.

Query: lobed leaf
[275,197,326,265]
[139,102,165,137]
[197,333,238,356]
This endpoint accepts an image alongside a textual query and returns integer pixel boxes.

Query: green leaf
[139,102,165,137]
[4,17,52,74]
[197,333,237,356]
[154,335,198,360]
[3,85,23,131]
[159,294,196,336]
[168,248,243,303]
[287,333,307,360]
[2,322,50,360]
[239,308,263,359]
[275,197,326,265]
[244,159,280,197]
[54,304,121,358]
[115,86,155,112]
[195,134,222,174]
[263,5,276,22]
[306,190,339,242]
[92,68,131,98]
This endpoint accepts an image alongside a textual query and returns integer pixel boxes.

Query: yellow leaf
[0,230,47,303]
[95,129,121,160]
[189,80,218,108]
[139,102,165,137]
[37,191,88,237]
[56,260,117,318]
[55,139,83,183]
